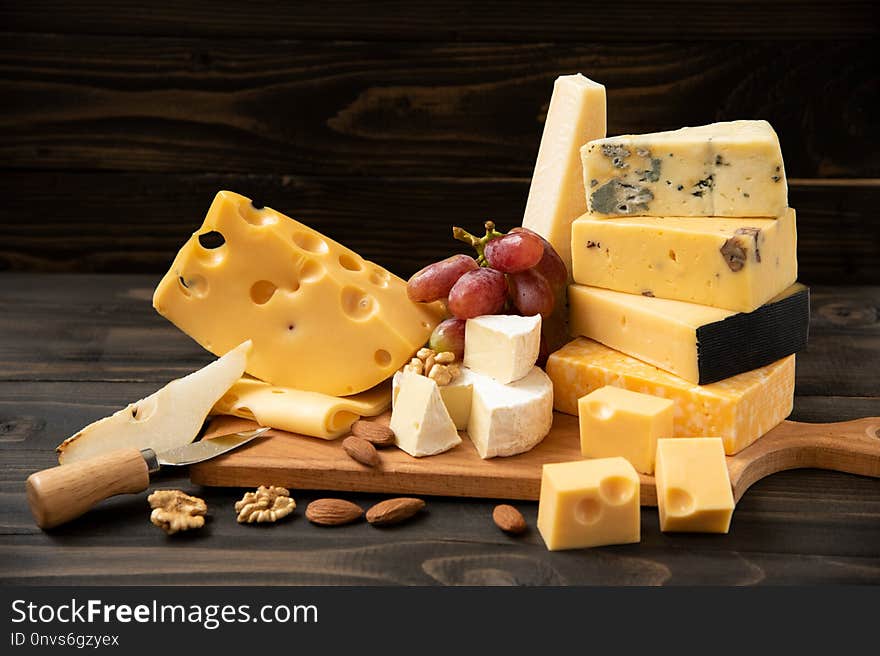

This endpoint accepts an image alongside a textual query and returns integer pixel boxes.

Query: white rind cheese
[467,366,554,459]
[390,371,461,458]
[581,120,787,218]
[464,314,541,384]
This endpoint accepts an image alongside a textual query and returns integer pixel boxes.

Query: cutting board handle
[728,417,880,502]
[26,448,151,529]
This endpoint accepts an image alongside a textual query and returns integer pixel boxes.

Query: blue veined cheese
[581,120,787,218]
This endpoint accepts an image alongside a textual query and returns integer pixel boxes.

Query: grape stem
[452,220,505,266]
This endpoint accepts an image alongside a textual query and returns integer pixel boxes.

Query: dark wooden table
[0,273,877,585]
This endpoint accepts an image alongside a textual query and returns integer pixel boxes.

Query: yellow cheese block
[655,438,735,533]
[212,377,392,439]
[153,191,444,396]
[522,73,606,276]
[570,209,798,312]
[578,385,674,474]
[546,338,795,455]
[537,457,640,550]
[581,120,787,218]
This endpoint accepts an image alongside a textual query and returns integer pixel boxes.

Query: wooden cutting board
[190,412,880,505]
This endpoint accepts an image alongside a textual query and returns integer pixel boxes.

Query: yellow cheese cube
[546,338,795,455]
[570,209,798,313]
[578,386,674,474]
[537,457,640,550]
[153,191,444,396]
[655,438,734,533]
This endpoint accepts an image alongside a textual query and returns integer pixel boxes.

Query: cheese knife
[26,426,270,529]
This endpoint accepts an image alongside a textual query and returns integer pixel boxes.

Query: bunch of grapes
[407,222,567,362]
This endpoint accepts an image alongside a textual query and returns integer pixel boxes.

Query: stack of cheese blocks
[522,74,809,550]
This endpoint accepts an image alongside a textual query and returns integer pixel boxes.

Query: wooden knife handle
[26,448,151,529]
[728,417,880,502]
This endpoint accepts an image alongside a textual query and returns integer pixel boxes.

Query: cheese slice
[464,314,541,384]
[546,338,795,455]
[568,283,809,384]
[581,120,787,217]
[390,371,461,457]
[153,191,444,396]
[467,366,554,459]
[392,368,475,430]
[522,73,607,275]
[570,209,798,312]
[212,377,391,439]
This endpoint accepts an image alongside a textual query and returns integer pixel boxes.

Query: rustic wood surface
[0,274,877,585]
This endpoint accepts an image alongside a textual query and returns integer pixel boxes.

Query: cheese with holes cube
[467,366,554,459]
[546,338,795,455]
[578,386,674,474]
[212,377,391,440]
[537,457,640,550]
[390,371,461,457]
[655,438,735,533]
[571,209,798,313]
[581,120,787,217]
[522,73,606,275]
[392,368,475,430]
[568,283,809,384]
[464,314,541,384]
[153,191,444,396]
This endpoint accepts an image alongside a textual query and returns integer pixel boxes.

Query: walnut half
[235,485,296,524]
[148,489,207,535]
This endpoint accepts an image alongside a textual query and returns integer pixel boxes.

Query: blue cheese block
[568,283,809,384]
[581,120,787,217]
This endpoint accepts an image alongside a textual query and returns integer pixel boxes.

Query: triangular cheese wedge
[390,371,461,457]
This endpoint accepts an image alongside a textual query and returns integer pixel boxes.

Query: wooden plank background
[1,2,878,283]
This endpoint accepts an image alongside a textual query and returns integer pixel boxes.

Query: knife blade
[26,426,270,529]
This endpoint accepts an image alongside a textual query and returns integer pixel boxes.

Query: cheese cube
[522,73,607,275]
[546,338,795,455]
[655,438,735,533]
[152,191,444,396]
[571,209,798,313]
[578,386,673,474]
[467,366,553,459]
[537,457,640,550]
[581,120,787,218]
[464,314,541,384]
[389,371,461,457]
[568,283,809,384]
[392,368,475,430]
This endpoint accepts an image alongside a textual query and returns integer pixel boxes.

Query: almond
[493,504,527,535]
[350,420,396,448]
[342,436,380,467]
[366,498,426,526]
[305,499,364,526]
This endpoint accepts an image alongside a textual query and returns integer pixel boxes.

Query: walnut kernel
[148,489,207,535]
[235,485,296,524]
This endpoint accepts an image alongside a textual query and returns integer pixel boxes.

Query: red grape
[447,268,508,319]
[510,227,568,293]
[508,269,555,318]
[484,232,543,273]
[429,318,466,360]
[407,254,478,303]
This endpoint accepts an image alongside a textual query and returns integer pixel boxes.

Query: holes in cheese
[198,231,226,249]
[153,191,444,395]
[575,497,601,525]
[599,476,635,506]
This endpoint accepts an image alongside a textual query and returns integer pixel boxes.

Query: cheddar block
[464,314,541,384]
[578,386,674,474]
[581,120,787,217]
[655,438,735,533]
[390,371,461,457]
[546,338,795,454]
[212,377,391,440]
[522,73,607,275]
[571,209,797,312]
[392,368,475,430]
[153,191,444,396]
[568,283,809,384]
[537,457,640,550]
